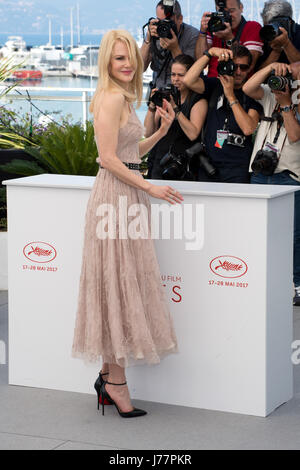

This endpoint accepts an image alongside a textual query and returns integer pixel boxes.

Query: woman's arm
[95,92,151,191]
[95,92,182,204]
[175,98,208,141]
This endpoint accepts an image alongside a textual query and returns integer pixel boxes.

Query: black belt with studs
[99,162,141,170]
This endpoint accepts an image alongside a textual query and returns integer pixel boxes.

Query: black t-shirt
[258,20,300,67]
[149,91,205,178]
[203,77,263,168]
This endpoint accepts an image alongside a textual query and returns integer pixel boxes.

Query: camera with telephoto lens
[149,84,180,108]
[160,149,195,180]
[227,133,246,148]
[207,0,232,34]
[251,149,279,176]
[260,16,292,42]
[267,71,293,91]
[217,59,236,76]
[186,142,217,177]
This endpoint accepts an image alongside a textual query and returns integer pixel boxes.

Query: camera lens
[217,60,236,76]
[267,75,288,91]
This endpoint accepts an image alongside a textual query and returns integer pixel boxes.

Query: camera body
[227,133,246,148]
[153,0,177,40]
[217,59,236,76]
[160,150,192,180]
[186,142,217,177]
[149,84,180,108]
[267,71,293,91]
[155,18,178,39]
[207,0,232,34]
[260,16,292,42]
[159,142,217,181]
[251,149,279,176]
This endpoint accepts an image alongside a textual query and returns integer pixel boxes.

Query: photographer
[196,0,263,76]
[243,61,300,304]
[140,0,199,88]
[183,45,262,183]
[144,54,208,180]
[258,0,300,69]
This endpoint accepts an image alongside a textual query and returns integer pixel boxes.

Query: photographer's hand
[149,19,159,38]
[156,99,176,135]
[200,12,211,34]
[219,75,235,101]
[274,86,300,143]
[209,47,233,61]
[159,29,181,58]
[270,62,291,76]
[270,27,289,52]
[214,22,234,41]
[273,86,292,107]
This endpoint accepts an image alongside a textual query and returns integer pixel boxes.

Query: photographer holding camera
[144,54,208,180]
[258,0,300,70]
[140,0,199,89]
[183,44,262,183]
[243,61,300,304]
[196,0,263,76]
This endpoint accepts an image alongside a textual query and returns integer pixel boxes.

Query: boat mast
[61,26,64,49]
[47,15,52,46]
[77,2,81,45]
[70,7,74,49]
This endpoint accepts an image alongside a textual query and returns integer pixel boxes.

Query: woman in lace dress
[72,30,183,418]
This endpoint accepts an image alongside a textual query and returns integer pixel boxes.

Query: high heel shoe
[100,380,147,418]
[94,371,112,409]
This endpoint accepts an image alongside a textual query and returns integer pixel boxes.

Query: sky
[1,0,300,35]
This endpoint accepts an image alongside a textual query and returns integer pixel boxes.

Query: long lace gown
[72,107,178,367]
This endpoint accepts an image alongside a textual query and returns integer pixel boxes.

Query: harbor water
[3,75,149,127]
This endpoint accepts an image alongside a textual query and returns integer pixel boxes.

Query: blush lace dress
[72,108,178,367]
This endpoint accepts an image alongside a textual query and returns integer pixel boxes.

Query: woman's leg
[105,364,134,413]
[100,362,109,375]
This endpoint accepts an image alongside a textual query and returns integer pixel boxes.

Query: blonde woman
[72,30,183,419]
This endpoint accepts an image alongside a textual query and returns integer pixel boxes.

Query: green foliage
[0,120,99,177]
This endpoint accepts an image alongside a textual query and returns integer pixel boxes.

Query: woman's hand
[156,99,175,136]
[147,184,184,204]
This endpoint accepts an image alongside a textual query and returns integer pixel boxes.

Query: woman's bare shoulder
[93,90,125,118]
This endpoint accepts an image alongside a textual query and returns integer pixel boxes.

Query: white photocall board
[3,174,298,417]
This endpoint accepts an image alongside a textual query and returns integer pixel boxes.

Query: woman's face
[171,63,187,92]
[109,40,136,87]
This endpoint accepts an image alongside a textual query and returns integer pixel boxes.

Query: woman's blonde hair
[90,29,143,114]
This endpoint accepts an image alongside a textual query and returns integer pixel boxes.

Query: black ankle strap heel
[100,380,147,418]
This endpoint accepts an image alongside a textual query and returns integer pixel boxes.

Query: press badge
[263,142,279,154]
[215,130,229,148]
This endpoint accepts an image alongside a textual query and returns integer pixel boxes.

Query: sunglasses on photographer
[234,64,250,71]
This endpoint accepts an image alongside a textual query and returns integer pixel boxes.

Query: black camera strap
[221,16,247,48]
[151,23,185,87]
[260,104,288,150]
